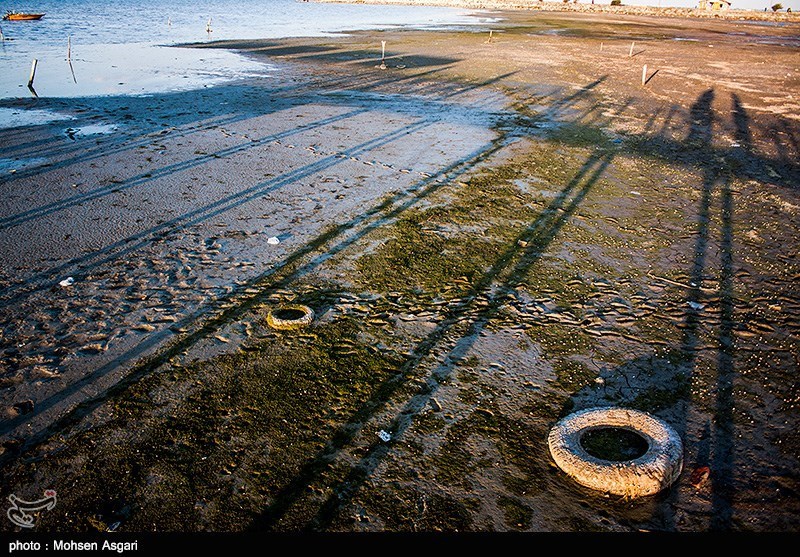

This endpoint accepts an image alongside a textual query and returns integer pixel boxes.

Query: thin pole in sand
[0,25,4,42]
[380,40,386,69]
[629,41,635,57]
[206,17,212,35]
[642,64,647,86]
[67,36,77,83]
[27,58,38,97]
[487,30,493,43]
[168,16,171,27]
[28,59,38,88]
[600,41,603,51]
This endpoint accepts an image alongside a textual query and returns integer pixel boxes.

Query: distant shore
[315,0,800,22]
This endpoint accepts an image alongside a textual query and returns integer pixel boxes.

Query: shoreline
[0,1,489,103]
[316,0,800,22]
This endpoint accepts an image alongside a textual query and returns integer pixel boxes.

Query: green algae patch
[353,161,546,296]
[409,412,447,435]
[6,317,404,531]
[527,323,596,358]
[545,122,614,150]
[498,495,534,530]
[629,375,692,413]
[553,359,595,393]
[339,486,476,531]
[354,211,507,296]
[432,408,502,488]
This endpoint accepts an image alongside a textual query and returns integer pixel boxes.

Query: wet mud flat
[0,11,798,532]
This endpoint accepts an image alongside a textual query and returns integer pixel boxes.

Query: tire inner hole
[273,308,307,321]
[580,427,649,461]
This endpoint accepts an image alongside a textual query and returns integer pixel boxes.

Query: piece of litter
[630,190,641,196]
[267,236,280,245]
[687,301,705,311]
[59,277,75,287]
[378,430,391,442]
[594,377,605,385]
[730,142,741,148]
[689,466,710,488]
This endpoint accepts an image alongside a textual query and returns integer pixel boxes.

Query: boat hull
[3,13,46,21]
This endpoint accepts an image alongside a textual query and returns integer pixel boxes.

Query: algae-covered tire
[547,407,683,498]
[266,304,315,330]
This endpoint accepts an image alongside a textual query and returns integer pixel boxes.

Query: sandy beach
[317,0,800,22]
[0,7,798,533]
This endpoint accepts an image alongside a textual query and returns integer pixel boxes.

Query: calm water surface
[0,0,493,100]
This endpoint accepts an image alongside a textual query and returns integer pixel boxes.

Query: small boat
[3,12,46,21]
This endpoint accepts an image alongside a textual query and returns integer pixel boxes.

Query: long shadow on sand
[1,51,796,530]
[0,69,521,456]
[0,69,513,306]
[248,87,794,531]
[245,88,618,530]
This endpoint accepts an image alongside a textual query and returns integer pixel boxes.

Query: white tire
[266,304,315,330]
[547,407,683,498]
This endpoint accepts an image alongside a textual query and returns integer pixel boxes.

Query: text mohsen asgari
[9,539,138,553]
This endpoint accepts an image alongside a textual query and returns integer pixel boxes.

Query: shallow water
[0,106,74,127]
[0,0,493,104]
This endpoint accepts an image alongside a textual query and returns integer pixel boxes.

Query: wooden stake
[68,38,77,84]
[629,41,634,57]
[600,41,603,51]
[28,58,38,88]
[487,30,493,43]
[642,64,647,86]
